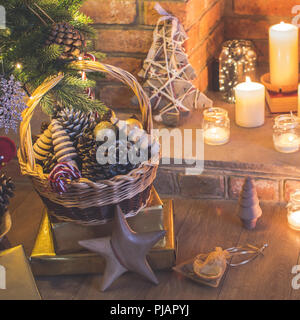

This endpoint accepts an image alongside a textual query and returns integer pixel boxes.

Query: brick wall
[154,162,300,203]
[224,0,300,65]
[81,0,225,111]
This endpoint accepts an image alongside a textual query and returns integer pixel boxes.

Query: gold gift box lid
[0,245,41,300]
[49,187,166,255]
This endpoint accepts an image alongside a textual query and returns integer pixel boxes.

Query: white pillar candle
[235,77,265,128]
[269,22,298,88]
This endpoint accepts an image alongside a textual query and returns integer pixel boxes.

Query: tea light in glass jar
[274,133,299,153]
[287,190,300,231]
[203,108,230,146]
[204,127,229,145]
[273,115,300,153]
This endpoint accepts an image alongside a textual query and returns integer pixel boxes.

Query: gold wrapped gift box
[30,196,176,276]
[0,245,41,300]
[50,187,166,254]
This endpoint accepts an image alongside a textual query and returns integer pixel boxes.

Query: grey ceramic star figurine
[79,205,166,291]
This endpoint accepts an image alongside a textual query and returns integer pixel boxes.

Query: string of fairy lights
[219,40,257,103]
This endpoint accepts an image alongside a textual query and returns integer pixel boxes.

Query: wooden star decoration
[79,205,166,291]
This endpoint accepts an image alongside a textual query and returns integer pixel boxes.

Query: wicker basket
[18,60,159,225]
[0,211,11,241]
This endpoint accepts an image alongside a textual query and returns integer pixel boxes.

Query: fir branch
[40,44,65,63]
[1,0,108,118]
[63,75,96,89]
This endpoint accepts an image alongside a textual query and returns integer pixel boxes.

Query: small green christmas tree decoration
[237,177,262,230]
[0,0,107,116]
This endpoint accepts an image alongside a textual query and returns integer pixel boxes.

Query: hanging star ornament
[79,205,166,291]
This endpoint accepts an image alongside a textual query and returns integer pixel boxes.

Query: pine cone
[77,125,141,181]
[51,119,77,163]
[42,152,57,174]
[32,121,51,150]
[96,109,115,123]
[77,128,105,181]
[0,174,15,218]
[33,124,53,161]
[46,22,86,59]
[41,121,50,134]
[105,140,139,178]
[56,107,95,146]
[51,105,63,119]
[32,134,39,145]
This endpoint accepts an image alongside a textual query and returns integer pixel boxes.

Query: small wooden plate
[260,73,299,93]
[173,254,227,288]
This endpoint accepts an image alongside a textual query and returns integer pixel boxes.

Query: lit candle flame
[288,135,295,142]
[246,76,251,83]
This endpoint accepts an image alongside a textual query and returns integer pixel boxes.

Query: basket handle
[73,60,153,133]
[18,61,153,175]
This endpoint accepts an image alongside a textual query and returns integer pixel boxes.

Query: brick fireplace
[224,0,300,65]
[5,0,300,205]
[80,0,225,110]
[81,0,300,111]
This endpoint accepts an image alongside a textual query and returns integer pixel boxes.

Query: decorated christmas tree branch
[0,0,108,128]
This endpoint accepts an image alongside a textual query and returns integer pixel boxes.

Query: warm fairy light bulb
[16,63,22,69]
[78,56,83,61]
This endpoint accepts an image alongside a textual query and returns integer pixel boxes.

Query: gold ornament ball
[94,121,116,142]
[126,118,143,132]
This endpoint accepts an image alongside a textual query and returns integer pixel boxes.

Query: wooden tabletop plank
[8,183,34,213]
[8,195,299,300]
[8,189,44,256]
[34,199,244,300]
[72,198,194,300]
[36,275,88,300]
[218,203,300,300]
[144,200,242,300]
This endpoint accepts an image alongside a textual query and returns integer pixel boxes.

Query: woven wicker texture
[18,60,159,225]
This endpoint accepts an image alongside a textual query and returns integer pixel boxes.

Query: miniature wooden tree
[237,177,262,230]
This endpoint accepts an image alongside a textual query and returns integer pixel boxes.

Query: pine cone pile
[32,106,160,183]
[46,22,86,59]
[0,174,15,219]
[77,128,140,181]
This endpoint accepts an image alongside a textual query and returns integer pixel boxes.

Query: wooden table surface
[6,184,300,300]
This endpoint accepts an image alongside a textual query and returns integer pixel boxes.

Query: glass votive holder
[203,107,230,146]
[287,190,300,231]
[273,114,300,153]
[219,40,257,103]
